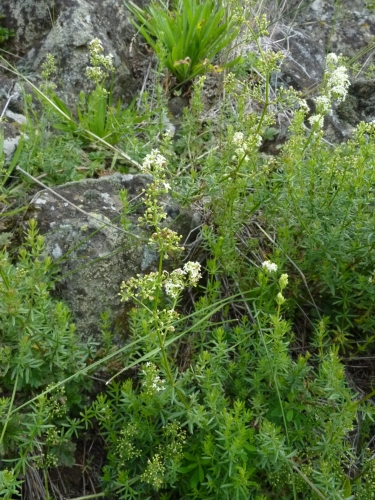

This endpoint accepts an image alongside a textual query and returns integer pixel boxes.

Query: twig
[290,463,327,500]
[0,81,16,119]
[137,60,152,111]
[64,494,105,500]
[182,223,204,247]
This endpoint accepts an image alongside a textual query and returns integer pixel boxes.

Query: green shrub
[42,40,124,146]
[80,150,375,500]
[261,55,375,344]
[18,42,170,184]
[0,219,90,499]
[5,6,375,499]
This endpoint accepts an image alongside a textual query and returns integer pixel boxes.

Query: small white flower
[299,99,309,110]
[141,149,167,174]
[262,261,278,273]
[326,53,339,66]
[309,114,325,128]
[328,66,350,101]
[89,38,103,51]
[183,261,202,285]
[164,129,174,138]
[233,132,244,145]
[164,280,184,299]
[315,96,331,114]
[164,182,171,191]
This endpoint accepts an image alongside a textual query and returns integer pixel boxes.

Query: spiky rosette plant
[125,0,241,83]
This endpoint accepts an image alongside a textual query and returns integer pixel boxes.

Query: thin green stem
[67,494,105,500]
[0,373,19,447]
[256,73,270,136]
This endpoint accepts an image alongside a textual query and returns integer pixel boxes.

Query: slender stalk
[0,373,19,447]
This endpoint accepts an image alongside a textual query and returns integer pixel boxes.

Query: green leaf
[342,477,352,498]
[178,463,198,473]
[51,441,77,467]
[190,467,200,489]
[183,451,197,461]
[244,444,257,452]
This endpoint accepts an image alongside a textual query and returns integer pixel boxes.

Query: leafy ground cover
[2,1,375,499]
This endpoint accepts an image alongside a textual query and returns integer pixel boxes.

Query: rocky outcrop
[1,0,149,104]
[31,173,200,341]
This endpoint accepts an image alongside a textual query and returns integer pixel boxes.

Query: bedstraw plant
[0,220,90,499]
[84,150,375,499]
[4,5,375,500]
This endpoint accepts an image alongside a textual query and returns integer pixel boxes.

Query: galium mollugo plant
[86,254,374,499]
[0,219,90,499]
[262,53,375,342]
[44,40,126,145]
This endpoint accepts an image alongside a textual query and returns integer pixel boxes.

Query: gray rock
[337,79,375,125]
[5,110,27,125]
[3,136,21,158]
[31,173,200,341]
[1,0,149,105]
[279,0,375,92]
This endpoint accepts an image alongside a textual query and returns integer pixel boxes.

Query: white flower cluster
[86,38,114,84]
[140,453,165,490]
[119,271,160,302]
[164,262,202,299]
[262,260,278,273]
[326,63,350,102]
[164,275,184,299]
[151,376,164,392]
[326,53,339,66]
[141,149,167,175]
[298,98,309,111]
[116,424,141,460]
[86,66,107,83]
[232,131,262,161]
[308,114,325,128]
[311,54,350,128]
[183,261,202,285]
[142,362,165,394]
[233,132,245,145]
[315,95,331,114]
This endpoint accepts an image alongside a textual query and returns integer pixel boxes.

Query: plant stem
[0,373,19,447]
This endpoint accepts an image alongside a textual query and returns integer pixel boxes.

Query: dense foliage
[2,1,375,499]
